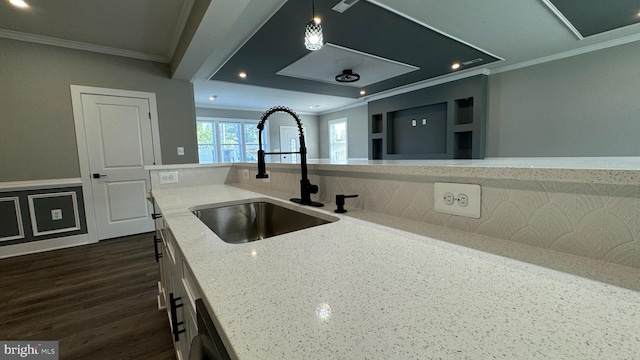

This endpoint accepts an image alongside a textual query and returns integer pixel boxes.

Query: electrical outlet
[51,209,63,220]
[242,169,249,180]
[159,171,179,184]
[177,147,185,156]
[434,182,481,218]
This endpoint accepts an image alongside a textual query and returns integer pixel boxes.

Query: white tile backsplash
[232,164,640,269]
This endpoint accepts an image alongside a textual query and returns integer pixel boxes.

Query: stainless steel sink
[192,201,334,244]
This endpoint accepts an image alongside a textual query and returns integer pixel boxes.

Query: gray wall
[196,107,320,159]
[0,38,197,182]
[487,40,640,157]
[318,105,368,159]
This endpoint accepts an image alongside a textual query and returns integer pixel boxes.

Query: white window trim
[196,117,267,164]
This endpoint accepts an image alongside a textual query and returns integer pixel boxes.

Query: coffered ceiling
[2,0,640,113]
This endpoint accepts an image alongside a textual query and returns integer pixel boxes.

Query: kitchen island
[152,183,640,359]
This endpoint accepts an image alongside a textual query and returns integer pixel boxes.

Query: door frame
[279,125,306,163]
[328,118,348,162]
[70,85,162,243]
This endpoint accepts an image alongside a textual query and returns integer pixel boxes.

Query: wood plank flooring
[0,233,175,360]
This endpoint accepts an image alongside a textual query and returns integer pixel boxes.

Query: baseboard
[0,233,90,259]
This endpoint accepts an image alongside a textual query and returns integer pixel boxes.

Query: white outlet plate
[51,209,63,220]
[177,147,185,156]
[434,182,481,218]
[159,171,179,184]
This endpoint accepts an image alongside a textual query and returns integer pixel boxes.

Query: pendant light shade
[304,1,323,51]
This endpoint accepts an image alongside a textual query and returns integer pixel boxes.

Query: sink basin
[192,200,335,244]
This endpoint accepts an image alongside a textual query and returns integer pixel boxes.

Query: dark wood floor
[0,233,175,360]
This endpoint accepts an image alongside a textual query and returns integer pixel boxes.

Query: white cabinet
[154,212,200,360]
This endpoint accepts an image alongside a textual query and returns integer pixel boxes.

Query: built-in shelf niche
[454,131,473,159]
[371,138,383,160]
[371,114,383,134]
[454,97,474,125]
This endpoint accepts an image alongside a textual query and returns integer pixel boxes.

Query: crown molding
[0,29,169,63]
[367,0,504,62]
[364,67,491,103]
[540,0,583,40]
[317,100,367,116]
[166,0,195,63]
[490,32,640,75]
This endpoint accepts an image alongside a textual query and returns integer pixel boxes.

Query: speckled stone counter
[285,157,640,185]
[152,184,640,359]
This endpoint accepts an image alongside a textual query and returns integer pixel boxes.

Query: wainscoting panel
[0,184,87,248]
[0,197,24,242]
[28,192,81,236]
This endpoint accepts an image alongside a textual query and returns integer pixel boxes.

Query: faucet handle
[335,194,358,213]
[256,149,269,179]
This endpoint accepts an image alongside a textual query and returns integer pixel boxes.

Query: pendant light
[304,0,323,51]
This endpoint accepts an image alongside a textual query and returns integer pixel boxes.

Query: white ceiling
[2,0,640,114]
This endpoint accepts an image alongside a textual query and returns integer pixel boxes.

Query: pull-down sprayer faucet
[256,106,323,207]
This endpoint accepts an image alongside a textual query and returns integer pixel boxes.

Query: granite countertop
[152,184,640,359]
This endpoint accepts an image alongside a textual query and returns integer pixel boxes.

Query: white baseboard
[0,234,90,259]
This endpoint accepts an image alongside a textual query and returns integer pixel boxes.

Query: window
[328,118,348,163]
[197,119,266,163]
[197,122,216,163]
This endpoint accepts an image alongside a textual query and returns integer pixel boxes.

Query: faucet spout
[256,106,323,207]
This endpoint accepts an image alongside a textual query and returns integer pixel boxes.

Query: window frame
[196,117,267,164]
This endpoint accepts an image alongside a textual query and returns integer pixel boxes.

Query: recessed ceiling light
[208,95,216,101]
[238,72,247,78]
[359,90,366,95]
[451,63,461,70]
[9,0,29,8]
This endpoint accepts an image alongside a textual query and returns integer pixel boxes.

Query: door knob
[92,173,107,179]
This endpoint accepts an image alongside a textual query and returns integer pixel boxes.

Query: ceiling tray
[276,43,419,88]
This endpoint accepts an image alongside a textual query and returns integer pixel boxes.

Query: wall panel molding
[27,192,81,236]
[0,178,81,192]
[0,197,24,242]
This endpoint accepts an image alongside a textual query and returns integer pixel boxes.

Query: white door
[82,94,155,240]
[279,126,306,163]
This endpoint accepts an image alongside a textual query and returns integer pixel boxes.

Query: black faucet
[256,106,323,207]
[334,194,358,213]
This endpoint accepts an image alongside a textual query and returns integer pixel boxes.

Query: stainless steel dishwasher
[189,299,231,360]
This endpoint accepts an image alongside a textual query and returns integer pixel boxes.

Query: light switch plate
[434,182,481,218]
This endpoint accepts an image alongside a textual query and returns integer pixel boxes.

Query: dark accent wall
[0,186,87,247]
[368,75,488,160]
